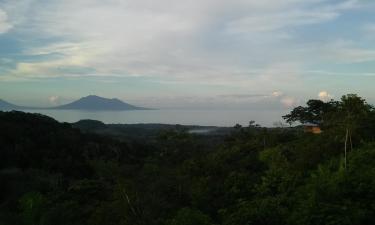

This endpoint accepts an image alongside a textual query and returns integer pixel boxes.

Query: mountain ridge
[0,99,24,110]
[53,95,149,110]
[0,95,151,111]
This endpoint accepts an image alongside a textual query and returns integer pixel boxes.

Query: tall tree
[338,94,372,168]
[283,99,338,125]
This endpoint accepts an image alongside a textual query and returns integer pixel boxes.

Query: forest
[1,94,375,225]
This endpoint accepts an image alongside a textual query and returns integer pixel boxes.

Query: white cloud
[292,39,375,64]
[363,23,375,31]
[225,9,338,35]
[326,42,375,63]
[223,0,360,40]
[0,8,12,34]
[48,96,60,105]
[0,0,368,92]
[362,23,375,39]
[280,96,298,108]
[10,42,101,78]
[272,91,283,97]
[318,91,333,101]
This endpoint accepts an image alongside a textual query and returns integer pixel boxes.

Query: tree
[283,99,338,125]
[19,192,45,225]
[284,94,374,169]
[338,94,372,168]
[166,208,214,225]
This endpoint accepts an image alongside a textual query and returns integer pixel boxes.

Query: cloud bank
[0,0,374,109]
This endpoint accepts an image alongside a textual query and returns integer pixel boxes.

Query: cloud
[0,8,12,34]
[10,42,100,78]
[318,91,333,102]
[363,23,375,31]
[306,70,375,77]
[290,38,375,65]
[361,23,375,41]
[326,42,375,63]
[225,8,338,35]
[280,96,298,108]
[222,0,360,42]
[272,91,283,97]
[217,91,299,109]
[0,0,362,79]
[48,95,74,106]
[48,96,61,105]
[131,91,299,110]
[217,91,285,103]
[219,94,270,99]
[0,0,373,109]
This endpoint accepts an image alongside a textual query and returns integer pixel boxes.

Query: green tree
[166,208,214,225]
[283,99,338,125]
[19,192,45,225]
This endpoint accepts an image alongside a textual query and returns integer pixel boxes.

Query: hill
[53,95,149,110]
[72,119,233,140]
[0,95,150,111]
[0,99,23,110]
[2,94,375,225]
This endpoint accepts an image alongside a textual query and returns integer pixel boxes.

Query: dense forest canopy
[1,94,375,225]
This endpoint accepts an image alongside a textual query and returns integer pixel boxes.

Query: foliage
[1,94,375,225]
[166,208,214,225]
[282,99,338,125]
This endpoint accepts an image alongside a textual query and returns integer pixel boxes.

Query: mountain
[0,99,23,110]
[53,95,149,110]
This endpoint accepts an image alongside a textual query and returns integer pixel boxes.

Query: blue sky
[0,0,375,109]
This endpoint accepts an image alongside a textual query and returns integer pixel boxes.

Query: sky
[0,0,375,110]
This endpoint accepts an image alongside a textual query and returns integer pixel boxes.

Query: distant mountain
[53,95,149,111]
[0,99,23,110]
